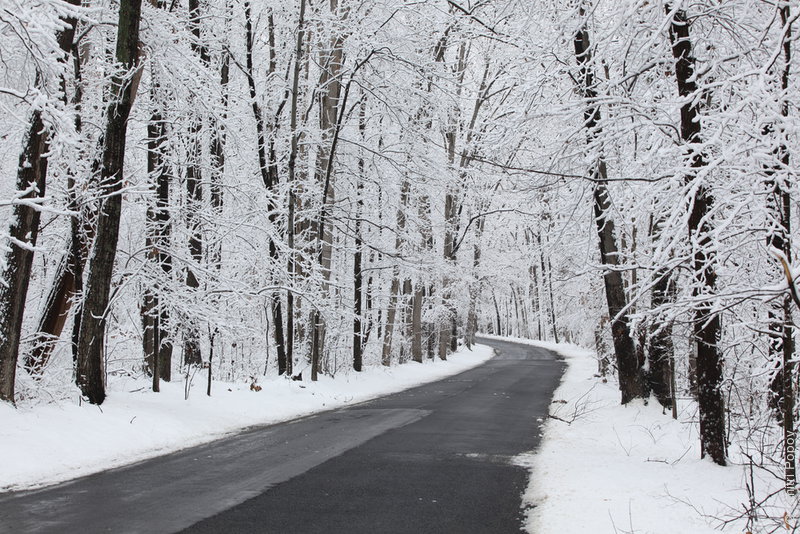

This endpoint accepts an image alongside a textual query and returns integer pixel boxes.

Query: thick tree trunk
[0,112,50,404]
[0,7,80,403]
[26,32,92,378]
[27,256,75,375]
[76,0,143,405]
[667,5,726,465]
[574,16,646,405]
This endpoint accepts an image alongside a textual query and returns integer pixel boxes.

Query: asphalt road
[0,336,564,534]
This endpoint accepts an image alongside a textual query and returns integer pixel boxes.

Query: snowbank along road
[0,337,564,534]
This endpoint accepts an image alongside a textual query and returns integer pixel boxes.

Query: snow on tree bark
[573,13,646,405]
[666,4,726,466]
[75,0,143,405]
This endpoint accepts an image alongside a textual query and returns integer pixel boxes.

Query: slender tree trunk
[181,0,210,368]
[143,56,174,384]
[764,5,795,489]
[667,5,726,465]
[244,0,287,373]
[439,183,457,359]
[526,229,542,340]
[382,278,400,366]
[411,284,424,362]
[209,32,229,268]
[353,98,366,371]
[286,0,306,377]
[438,44,466,360]
[382,180,410,366]
[75,0,143,405]
[779,4,795,492]
[418,192,434,361]
[574,14,646,404]
[546,255,559,343]
[492,291,501,336]
[310,0,345,379]
[465,211,486,348]
[353,237,364,371]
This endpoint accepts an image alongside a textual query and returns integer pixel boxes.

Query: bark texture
[573,17,646,404]
[75,0,143,405]
[667,5,726,465]
[0,6,79,403]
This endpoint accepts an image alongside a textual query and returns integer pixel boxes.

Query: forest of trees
[1,0,799,514]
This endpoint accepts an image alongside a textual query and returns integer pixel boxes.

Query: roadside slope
[509,335,752,534]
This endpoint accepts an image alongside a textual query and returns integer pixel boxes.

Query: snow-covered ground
[0,344,494,492]
[492,334,785,534]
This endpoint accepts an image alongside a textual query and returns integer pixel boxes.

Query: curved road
[0,337,564,534]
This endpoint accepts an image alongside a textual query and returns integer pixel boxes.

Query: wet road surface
[0,336,564,533]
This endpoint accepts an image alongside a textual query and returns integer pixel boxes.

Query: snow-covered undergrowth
[500,335,795,534]
[0,344,494,492]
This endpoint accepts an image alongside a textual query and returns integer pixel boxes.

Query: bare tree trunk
[181,0,210,368]
[546,254,559,343]
[667,5,726,465]
[282,0,306,375]
[437,41,469,360]
[244,0,287,373]
[0,6,80,403]
[209,27,229,268]
[353,97,366,372]
[286,0,306,377]
[26,32,92,377]
[353,236,364,371]
[310,0,345,379]
[764,5,795,489]
[142,0,177,385]
[644,202,675,408]
[573,13,646,405]
[143,86,169,388]
[382,278,400,367]
[465,213,486,348]
[439,189,456,360]
[411,284,424,362]
[0,112,51,403]
[492,291,501,336]
[75,0,144,405]
[382,179,410,366]
[647,257,676,408]
[526,229,542,340]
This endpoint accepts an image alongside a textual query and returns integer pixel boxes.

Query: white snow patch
[498,335,756,534]
[0,344,494,492]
